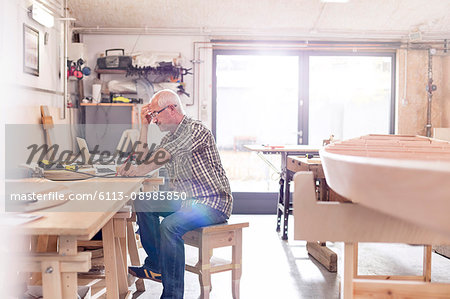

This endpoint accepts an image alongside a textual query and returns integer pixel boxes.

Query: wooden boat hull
[320,135,450,237]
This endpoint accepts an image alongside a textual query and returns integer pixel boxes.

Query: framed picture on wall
[23,24,39,76]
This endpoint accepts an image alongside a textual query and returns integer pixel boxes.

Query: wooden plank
[232,229,243,299]
[126,219,145,292]
[199,232,211,298]
[78,240,103,247]
[102,219,119,299]
[342,243,354,299]
[244,144,321,153]
[306,241,337,272]
[40,105,54,161]
[22,252,91,273]
[19,177,144,239]
[353,279,450,298]
[293,172,450,244]
[114,236,129,298]
[59,236,78,299]
[196,222,249,233]
[287,157,325,178]
[114,219,127,238]
[41,260,62,299]
[355,275,428,281]
[30,235,49,284]
[353,243,358,277]
[423,245,432,282]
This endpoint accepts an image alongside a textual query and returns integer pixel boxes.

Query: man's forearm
[136,148,171,175]
[136,125,149,157]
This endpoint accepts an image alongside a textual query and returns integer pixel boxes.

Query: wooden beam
[103,219,119,299]
[22,252,91,273]
[353,279,450,298]
[342,243,354,299]
[306,241,337,272]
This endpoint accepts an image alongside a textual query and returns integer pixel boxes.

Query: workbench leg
[103,219,119,299]
[282,177,290,240]
[342,242,354,299]
[276,178,284,233]
[423,245,432,282]
[127,219,146,292]
[115,236,129,297]
[41,260,62,299]
[113,218,129,297]
[59,236,78,299]
[353,243,358,277]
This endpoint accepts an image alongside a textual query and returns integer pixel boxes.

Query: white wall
[4,0,66,122]
[2,0,72,180]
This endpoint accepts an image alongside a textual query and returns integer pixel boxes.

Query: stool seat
[183,221,249,299]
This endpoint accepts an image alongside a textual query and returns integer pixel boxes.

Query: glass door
[307,54,394,145]
[213,52,300,193]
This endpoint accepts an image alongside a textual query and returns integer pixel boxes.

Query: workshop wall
[81,34,204,120]
[397,49,450,136]
[3,0,66,125]
[2,0,73,180]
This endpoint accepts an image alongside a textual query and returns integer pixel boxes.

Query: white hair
[152,89,185,115]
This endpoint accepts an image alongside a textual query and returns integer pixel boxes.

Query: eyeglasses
[147,104,177,122]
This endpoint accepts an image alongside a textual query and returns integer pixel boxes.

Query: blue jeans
[135,202,228,299]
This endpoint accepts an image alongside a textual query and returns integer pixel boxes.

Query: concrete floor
[129,215,450,299]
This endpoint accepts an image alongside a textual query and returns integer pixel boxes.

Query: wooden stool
[182,222,249,299]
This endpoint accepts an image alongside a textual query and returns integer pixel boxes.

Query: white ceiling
[68,0,450,40]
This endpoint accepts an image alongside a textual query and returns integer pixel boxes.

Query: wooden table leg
[423,245,432,282]
[127,218,146,292]
[59,236,78,298]
[342,242,355,299]
[114,218,129,297]
[41,260,62,298]
[30,235,57,285]
[103,219,119,299]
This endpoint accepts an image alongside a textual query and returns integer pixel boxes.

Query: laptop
[76,137,91,164]
[76,137,116,174]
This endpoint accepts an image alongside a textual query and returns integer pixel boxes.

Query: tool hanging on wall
[126,63,192,87]
[67,59,91,80]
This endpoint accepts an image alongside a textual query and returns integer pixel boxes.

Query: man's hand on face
[141,104,152,125]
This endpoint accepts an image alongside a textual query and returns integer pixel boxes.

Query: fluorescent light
[29,3,54,28]
[321,0,349,3]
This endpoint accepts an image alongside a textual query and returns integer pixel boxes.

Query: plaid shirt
[156,116,233,217]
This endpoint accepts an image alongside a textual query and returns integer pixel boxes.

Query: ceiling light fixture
[29,2,54,28]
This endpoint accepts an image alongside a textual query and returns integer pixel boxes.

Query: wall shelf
[80,103,135,107]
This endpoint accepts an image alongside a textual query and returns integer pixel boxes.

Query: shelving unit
[95,68,127,79]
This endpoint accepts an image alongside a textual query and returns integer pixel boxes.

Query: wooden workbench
[244,145,321,240]
[8,175,163,299]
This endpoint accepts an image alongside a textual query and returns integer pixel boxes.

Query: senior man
[118,89,233,299]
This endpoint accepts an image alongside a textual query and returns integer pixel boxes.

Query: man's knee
[160,218,184,237]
